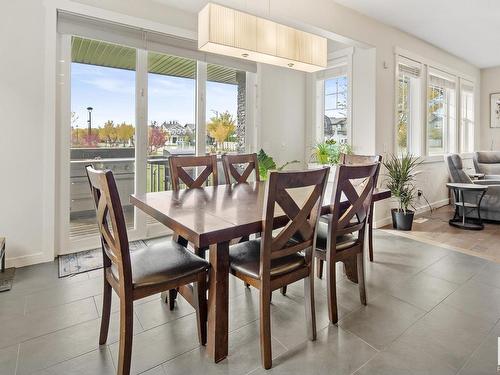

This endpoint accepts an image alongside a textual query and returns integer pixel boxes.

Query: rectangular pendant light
[198,3,327,73]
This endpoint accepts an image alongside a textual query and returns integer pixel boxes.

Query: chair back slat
[85,165,132,284]
[260,168,329,277]
[328,163,379,250]
[222,153,260,184]
[169,155,218,190]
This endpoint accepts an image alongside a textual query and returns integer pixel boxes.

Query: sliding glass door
[69,37,136,248]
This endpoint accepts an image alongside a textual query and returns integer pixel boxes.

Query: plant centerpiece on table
[383,153,422,230]
[257,149,300,180]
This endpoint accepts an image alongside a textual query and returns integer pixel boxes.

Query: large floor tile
[0,345,19,375]
[0,293,26,320]
[0,297,98,349]
[423,252,488,284]
[228,289,260,332]
[109,314,200,375]
[249,325,377,375]
[163,320,286,375]
[395,303,494,371]
[458,320,500,375]
[385,272,460,311]
[355,339,456,375]
[443,279,500,324]
[24,276,103,313]
[17,319,101,375]
[135,294,195,331]
[338,293,425,350]
[471,261,500,289]
[32,347,115,375]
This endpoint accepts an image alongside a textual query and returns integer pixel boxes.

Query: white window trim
[394,47,476,161]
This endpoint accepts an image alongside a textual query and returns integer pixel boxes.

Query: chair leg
[117,297,134,375]
[99,278,112,345]
[193,274,207,346]
[368,216,374,262]
[357,253,367,305]
[280,285,287,295]
[169,289,178,311]
[244,282,250,288]
[194,246,206,259]
[326,259,338,324]
[259,286,272,369]
[304,275,317,341]
[316,258,324,279]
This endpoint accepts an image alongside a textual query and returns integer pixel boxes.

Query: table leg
[342,258,358,284]
[207,241,230,363]
[368,203,374,262]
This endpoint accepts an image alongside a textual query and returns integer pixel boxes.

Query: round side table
[446,183,488,230]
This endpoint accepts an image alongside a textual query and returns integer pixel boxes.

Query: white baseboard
[373,197,450,229]
[6,251,54,269]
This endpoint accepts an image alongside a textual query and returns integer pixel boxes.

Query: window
[317,63,350,145]
[396,58,422,154]
[427,70,456,155]
[206,64,246,154]
[460,81,474,153]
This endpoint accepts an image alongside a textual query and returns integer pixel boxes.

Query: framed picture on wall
[491,93,500,128]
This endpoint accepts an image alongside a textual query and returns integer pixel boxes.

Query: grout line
[13,344,20,375]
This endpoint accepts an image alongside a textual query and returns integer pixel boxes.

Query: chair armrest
[474,180,500,186]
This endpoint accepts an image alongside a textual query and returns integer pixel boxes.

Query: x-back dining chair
[228,167,330,369]
[315,163,379,324]
[86,166,209,375]
[222,153,260,184]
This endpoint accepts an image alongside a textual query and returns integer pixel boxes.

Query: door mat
[58,240,147,278]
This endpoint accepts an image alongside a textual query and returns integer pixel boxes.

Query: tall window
[317,63,350,145]
[460,81,474,153]
[206,64,246,154]
[396,58,422,154]
[427,71,456,155]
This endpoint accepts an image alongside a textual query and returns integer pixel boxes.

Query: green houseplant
[257,149,299,180]
[383,153,422,230]
[311,139,352,165]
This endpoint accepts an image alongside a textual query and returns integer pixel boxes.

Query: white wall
[258,64,307,167]
[480,66,500,150]
[0,0,482,266]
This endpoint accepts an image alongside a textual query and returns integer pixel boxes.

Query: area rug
[58,240,147,278]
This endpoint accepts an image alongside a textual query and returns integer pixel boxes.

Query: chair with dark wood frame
[228,167,330,369]
[86,166,209,375]
[222,153,260,184]
[315,163,379,324]
[167,155,218,309]
[316,153,381,278]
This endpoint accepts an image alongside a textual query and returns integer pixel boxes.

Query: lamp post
[87,107,93,138]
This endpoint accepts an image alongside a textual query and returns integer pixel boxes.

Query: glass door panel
[324,76,348,144]
[147,51,196,192]
[70,37,136,243]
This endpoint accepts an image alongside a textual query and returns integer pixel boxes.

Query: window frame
[459,79,475,154]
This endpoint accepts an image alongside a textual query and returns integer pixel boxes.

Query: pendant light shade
[198,3,327,72]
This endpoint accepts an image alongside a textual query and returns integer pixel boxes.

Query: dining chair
[169,154,218,190]
[222,153,260,184]
[86,166,209,375]
[167,154,218,308]
[315,163,379,324]
[228,167,330,369]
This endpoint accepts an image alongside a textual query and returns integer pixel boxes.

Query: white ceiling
[334,0,500,68]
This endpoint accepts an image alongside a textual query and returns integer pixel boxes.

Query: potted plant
[383,153,422,230]
[309,140,352,181]
[256,149,300,180]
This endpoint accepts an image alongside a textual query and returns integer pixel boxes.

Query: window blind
[397,56,421,78]
[57,11,257,73]
[428,67,456,89]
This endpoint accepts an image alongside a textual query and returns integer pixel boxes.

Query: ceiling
[334,0,500,68]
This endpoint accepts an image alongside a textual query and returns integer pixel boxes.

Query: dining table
[131,180,391,363]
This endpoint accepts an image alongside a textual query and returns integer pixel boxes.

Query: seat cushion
[229,239,305,279]
[315,221,357,251]
[111,240,209,288]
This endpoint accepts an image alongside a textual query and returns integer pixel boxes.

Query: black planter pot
[391,209,415,231]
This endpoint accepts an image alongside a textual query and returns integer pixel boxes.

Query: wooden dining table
[131,181,390,363]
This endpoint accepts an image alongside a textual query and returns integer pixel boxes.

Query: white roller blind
[428,67,456,89]
[57,11,257,73]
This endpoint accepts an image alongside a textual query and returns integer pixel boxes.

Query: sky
[71,63,238,129]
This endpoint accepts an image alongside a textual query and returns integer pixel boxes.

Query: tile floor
[0,231,499,375]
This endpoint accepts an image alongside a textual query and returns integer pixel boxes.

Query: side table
[446,183,488,230]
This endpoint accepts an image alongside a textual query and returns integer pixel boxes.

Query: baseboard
[6,251,54,269]
[373,197,450,229]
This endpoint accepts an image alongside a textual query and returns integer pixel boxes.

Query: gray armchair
[445,153,500,221]
[473,151,500,180]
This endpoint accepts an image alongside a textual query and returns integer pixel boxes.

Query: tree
[99,120,118,145]
[207,111,236,151]
[148,125,167,154]
[116,122,135,146]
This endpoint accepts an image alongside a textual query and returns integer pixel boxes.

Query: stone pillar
[236,71,246,153]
